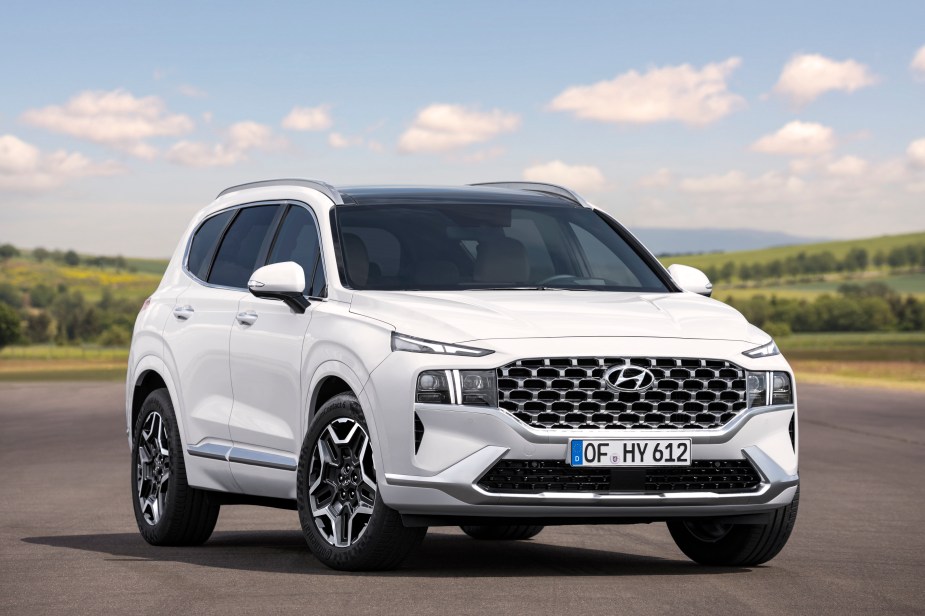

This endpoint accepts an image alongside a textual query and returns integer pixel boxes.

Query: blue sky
[2,1,924,257]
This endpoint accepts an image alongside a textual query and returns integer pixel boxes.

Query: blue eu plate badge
[571,440,583,466]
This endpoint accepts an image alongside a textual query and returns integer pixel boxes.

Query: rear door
[164,203,282,458]
[228,202,326,495]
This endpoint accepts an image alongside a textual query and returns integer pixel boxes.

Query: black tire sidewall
[297,393,421,569]
[130,389,183,544]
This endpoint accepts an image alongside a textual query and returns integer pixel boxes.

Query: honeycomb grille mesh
[478,459,762,494]
[497,357,748,430]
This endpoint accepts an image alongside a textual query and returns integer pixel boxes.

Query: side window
[209,205,279,288]
[267,205,323,295]
[569,223,640,286]
[187,210,233,281]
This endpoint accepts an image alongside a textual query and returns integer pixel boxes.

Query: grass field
[0,257,161,304]
[0,345,128,381]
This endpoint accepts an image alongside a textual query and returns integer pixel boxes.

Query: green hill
[656,230,925,272]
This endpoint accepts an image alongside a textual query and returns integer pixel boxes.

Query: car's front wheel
[297,393,426,570]
[667,486,799,566]
[131,389,220,546]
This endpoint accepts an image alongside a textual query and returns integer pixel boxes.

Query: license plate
[568,439,691,467]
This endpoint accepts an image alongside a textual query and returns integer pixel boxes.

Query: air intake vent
[414,413,425,454]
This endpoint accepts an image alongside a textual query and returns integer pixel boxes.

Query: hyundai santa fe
[127,179,799,570]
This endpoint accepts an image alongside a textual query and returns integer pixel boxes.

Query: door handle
[236,310,258,326]
[173,305,195,320]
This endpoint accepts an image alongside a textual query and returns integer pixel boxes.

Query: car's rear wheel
[131,388,220,546]
[667,486,799,566]
[297,393,426,571]
[460,525,545,541]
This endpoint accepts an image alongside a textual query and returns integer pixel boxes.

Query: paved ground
[1,381,923,615]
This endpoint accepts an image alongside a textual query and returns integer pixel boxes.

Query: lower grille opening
[414,413,425,454]
[478,459,762,494]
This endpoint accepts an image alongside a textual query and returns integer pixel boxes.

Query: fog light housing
[416,370,452,404]
[459,370,498,407]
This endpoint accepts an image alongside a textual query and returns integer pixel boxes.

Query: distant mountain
[630,227,825,256]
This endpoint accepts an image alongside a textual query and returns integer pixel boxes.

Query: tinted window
[267,205,323,295]
[334,203,668,292]
[209,205,279,288]
[187,210,233,280]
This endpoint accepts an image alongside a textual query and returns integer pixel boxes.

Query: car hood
[349,290,767,344]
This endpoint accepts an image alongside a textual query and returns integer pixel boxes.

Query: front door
[228,202,326,496]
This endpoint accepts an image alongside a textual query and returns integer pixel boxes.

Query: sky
[1,1,924,258]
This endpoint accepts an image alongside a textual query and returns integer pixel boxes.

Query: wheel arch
[127,355,185,449]
[304,360,386,474]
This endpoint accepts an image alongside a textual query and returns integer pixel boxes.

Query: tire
[667,486,800,567]
[460,525,545,541]
[297,393,426,571]
[131,388,220,546]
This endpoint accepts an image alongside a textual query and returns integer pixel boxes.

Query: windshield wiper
[466,286,591,291]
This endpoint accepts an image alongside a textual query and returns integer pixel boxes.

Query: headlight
[743,340,780,358]
[416,369,498,407]
[747,371,792,407]
[392,332,493,357]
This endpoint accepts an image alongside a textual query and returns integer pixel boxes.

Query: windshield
[333,202,671,292]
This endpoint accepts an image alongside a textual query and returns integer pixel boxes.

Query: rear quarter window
[187,210,233,281]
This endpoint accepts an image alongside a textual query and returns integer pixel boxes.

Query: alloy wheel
[136,412,171,525]
[308,418,377,547]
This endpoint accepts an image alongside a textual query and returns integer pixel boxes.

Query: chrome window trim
[182,199,329,299]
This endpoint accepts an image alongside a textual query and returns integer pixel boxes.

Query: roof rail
[468,181,592,208]
[216,178,344,204]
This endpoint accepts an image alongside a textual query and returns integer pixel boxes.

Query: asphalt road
[1,381,924,615]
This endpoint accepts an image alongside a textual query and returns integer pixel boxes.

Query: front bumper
[363,337,799,519]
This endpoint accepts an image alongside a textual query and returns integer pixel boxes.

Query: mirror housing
[248,261,309,313]
[667,264,713,297]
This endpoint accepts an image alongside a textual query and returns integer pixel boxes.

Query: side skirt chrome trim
[187,443,297,471]
[228,447,298,471]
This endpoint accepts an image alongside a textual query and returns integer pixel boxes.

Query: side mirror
[248,261,309,313]
[667,264,713,297]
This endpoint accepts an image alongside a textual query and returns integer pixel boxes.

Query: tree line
[701,243,925,285]
[725,282,925,338]
[0,243,131,270]
[0,283,140,349]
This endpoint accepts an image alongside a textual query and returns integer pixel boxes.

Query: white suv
[127,179,799,570]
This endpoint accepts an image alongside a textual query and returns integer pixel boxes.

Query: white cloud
[549,58,745,125]
[398,104,520,153]
[166,121,283,167]
[367,140,384,153]
[281,105,332,131]
[522,160,607,192]
[826,155,868,176]
[911,45,925,77]
[21,89,194,159]
[751,121,835,156]
[773,54,877,104]
[638,168,673,188]
[908,138,925,169]
[327,132,363,149]
[0,134,123,191]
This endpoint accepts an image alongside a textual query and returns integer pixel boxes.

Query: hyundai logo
[603,365,656,392]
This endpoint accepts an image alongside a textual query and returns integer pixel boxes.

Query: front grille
[478,459,762,494]
[497,357,748,430]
